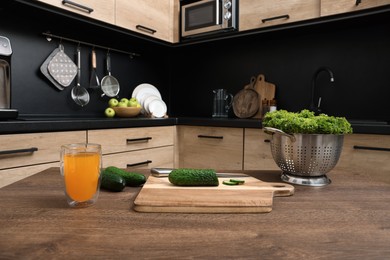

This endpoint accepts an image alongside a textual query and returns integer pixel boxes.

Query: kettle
[212,89,233,118]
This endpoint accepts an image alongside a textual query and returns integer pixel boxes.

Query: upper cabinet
[239,0,321,31]
[37,0,116,24]
[115,0,180,43]
[321,0,390,16]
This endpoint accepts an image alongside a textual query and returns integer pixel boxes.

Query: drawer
[0,131,86,170]
[102,146,174,170]
[321,0,390,16]
[88,126,174,154]
[243,128,279,171]
[240,0,320,31]
[177,126,243,170]
[0,163,58,189]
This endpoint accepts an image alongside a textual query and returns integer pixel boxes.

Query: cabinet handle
[355,0,362,6]
[353,145,390,152]
[126,137,152,143]
[264,139,271,143]
[136,25,157,35]
[262,14,290,23]
[0,147,38,156]
[197,135,223,139]
[62,0,94,13]
[127,160,152,167]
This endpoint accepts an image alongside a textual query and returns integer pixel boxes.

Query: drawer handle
[0,147,38,156]
[264,139,271,143]
[197,135,223,139]
[136,25,157,35]
[126,137,152,143]
[62,0,94,13]
[353,145,390,152]
[356,0,362,6]
[262,14,290,23]
[127,160,152,167]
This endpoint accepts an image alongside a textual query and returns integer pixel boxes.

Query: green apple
[108,98,119,107]
[105,107,115,118]
[120,98,129,104]
[128,98,138,107]
[118,101,128,107]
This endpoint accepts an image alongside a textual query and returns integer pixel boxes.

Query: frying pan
[71,47,90,106]
[101,52,120,97]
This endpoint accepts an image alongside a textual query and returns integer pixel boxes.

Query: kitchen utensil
[212,89,233,117]
[47,44,77,88]
[89,49,100,89]
[40,46,64,90]
[133,174,294,213]
[232,77,259,118]
[101,52,120,97]
[264,127,344,186]
[253,74,276,118]
[71,47,90,107]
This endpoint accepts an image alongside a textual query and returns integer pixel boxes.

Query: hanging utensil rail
[42,32,140,58]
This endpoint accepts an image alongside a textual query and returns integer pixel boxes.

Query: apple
[118,101,128,107]
[108,98,119,107]
[120,98,129,104]
[128,98,138,107]
[105,107,115,118]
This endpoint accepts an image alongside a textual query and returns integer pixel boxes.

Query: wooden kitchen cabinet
[87,126,175,169]
[243,128,279,171]
[177,126,243,170]
[0,131,86,188]
[239,0,320,31]
[336,133,390,184]
[36,0,116,24]
[320,0,390,16]
[115,0,180,43]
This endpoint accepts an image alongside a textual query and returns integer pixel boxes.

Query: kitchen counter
[0,116,388,134]
[0,167,389,259]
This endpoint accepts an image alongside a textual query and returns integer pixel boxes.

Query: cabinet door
[37,0,115,24]
[240,0,320,31]
[0,131,86,170]
[244,128,279,171]
[177,126,243,170]
[336,134,390,184]
[321,0,390,16]
[88,126,174,154]
[103,146,174,170]
[115,0,179,43]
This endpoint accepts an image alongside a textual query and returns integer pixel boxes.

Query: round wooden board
[233,87,259,118]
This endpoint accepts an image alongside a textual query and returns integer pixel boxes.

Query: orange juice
[63,152,100,202]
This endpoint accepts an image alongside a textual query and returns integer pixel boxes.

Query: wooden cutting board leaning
[232,77,260,118]
[133,174,294,213]
[253,74,276,118]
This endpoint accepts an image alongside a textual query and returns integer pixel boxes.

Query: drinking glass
[60,143,102,208]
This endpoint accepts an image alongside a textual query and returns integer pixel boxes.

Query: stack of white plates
[132,83,167,118]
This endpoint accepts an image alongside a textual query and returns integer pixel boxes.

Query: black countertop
[0,116,388,135]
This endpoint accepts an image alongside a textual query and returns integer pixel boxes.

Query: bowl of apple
[105,97,141,118]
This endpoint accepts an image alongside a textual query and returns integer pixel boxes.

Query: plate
[148,99,167,118]
[136,88,162,109]
[143,95,161,114]
[132,83,160,99]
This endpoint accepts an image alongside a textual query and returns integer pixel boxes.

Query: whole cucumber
[100,171,126,192]
[169,168,219,186]
[103,166,146,187]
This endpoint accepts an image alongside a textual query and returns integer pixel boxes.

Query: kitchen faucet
[310,66,335,114]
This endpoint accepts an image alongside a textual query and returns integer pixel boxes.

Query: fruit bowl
[112,107,141,117]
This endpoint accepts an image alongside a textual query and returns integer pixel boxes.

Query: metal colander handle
[263,127,296,142]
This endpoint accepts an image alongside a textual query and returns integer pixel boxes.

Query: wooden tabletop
[0,167,390,259]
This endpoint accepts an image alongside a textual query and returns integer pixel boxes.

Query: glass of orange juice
[60,143,102,208]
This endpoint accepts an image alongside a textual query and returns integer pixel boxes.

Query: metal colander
[264,127,344,177]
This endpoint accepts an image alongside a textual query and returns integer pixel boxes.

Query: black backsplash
[1,1,390,121]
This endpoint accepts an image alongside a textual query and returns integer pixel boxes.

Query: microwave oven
[181,0,237,38]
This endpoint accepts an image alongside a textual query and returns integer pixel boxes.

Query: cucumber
[168,168,219,186]
[103,166,146,187]
[101,171,126,192]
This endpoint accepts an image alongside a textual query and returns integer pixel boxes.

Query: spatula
[89,49,100,89]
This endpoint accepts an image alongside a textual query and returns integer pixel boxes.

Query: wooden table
[0,167,390,259]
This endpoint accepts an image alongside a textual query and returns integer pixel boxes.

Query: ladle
[71,47,90,106]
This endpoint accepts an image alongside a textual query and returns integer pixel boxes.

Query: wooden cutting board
[133,175,294,213]
[253,74,276,118]
[232,77,260,118]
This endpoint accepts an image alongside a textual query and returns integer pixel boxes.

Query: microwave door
[182,0,223,37]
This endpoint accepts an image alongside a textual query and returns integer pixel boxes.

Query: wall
[0,1,172,117]
[171,11,390,122]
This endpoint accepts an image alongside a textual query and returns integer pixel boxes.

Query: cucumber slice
[222,180,238,185]
[229,179,245,185]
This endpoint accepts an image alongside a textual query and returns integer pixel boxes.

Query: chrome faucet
[310,66,335,114]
